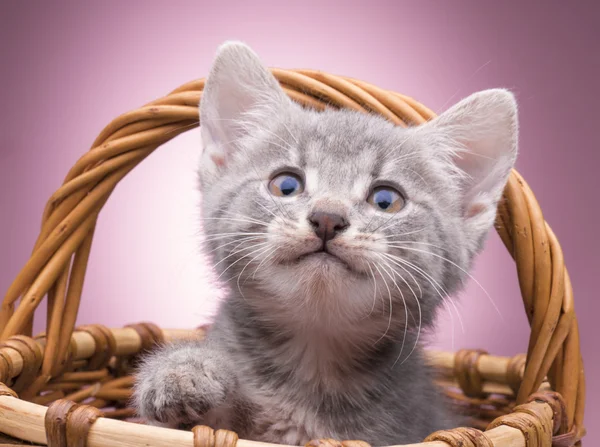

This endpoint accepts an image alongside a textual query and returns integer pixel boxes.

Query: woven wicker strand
[0,69,585,446]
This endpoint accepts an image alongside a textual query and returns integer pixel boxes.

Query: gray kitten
[133,42,518,445]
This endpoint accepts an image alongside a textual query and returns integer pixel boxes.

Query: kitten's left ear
[425,89,518,251]
[200,41,291,172]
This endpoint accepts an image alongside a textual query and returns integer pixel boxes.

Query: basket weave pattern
[0,69,585,447]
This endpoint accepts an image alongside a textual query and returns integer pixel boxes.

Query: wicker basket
[0,69,586,447]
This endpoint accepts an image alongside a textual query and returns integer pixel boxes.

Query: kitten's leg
[133,339,235,429]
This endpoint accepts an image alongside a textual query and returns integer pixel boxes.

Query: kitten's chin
[297,251,347,266]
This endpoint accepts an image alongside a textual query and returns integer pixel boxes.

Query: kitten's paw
[133,343,233,428]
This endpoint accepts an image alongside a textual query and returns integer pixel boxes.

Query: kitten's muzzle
[308,211,349,244]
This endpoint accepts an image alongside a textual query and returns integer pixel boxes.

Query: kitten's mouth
[294,248,351,270]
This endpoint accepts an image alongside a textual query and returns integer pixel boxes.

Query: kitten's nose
[308,211,349,243]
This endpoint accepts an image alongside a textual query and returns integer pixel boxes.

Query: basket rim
[0,325,568,447]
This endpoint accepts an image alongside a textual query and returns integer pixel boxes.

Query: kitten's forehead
[296,110,406,191]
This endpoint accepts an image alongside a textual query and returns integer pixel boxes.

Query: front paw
[133,343,233,428]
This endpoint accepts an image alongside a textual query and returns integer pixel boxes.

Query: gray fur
[133,41,518,445]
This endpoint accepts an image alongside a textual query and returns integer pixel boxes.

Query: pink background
[1,0,598,440]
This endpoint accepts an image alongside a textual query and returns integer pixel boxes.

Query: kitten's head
[199,42,517,334]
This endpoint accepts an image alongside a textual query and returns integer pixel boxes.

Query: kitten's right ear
[200,42,290,172]
[421,88,518,254]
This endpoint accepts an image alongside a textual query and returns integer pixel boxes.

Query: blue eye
[268,172,304,197]
[368,186,404,213]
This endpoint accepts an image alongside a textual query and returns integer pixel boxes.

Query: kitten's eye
[268,172,304,197]
[368,186,404,213]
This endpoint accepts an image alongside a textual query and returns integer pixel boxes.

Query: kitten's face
[202,110,456,327]
[199,42,518,332]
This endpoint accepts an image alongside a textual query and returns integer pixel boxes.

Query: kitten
[133,42,518,445]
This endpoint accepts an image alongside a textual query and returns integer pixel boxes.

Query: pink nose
[308,211,349,242]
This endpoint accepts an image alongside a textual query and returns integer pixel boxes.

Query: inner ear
[210,153,227,168]
[199,41,291,172]
[465,201,488,219]
[416,89,518,254]
[426,89,518,207]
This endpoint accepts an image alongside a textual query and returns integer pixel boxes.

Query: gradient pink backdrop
[1,0,598,440]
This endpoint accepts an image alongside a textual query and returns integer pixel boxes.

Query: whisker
[386,240,445,250]
[200,216,271,228]
[252,199,287,224]
[376,261,408,361]
[380,259,419,327]
[385,151,423,165]
[388,253,460,351]
[372,262,393,345]
[382,251,465,334]
[204,235,265,256]
[405,167,429,187]
[389,246,502,319]
[213,241,270,269]
[235,118,295,151]
[374,253,422,367]
[251,247,278,280]
[364,262,378,319]
[369,208,405,234]
[201,232,267,243]
[378,228,426,239]
[216,243,274,282]
[363,212,377,234]
[280,120,299,145]
[219,209,272,226]
[376,253,422,300]
[236,244,273,296]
